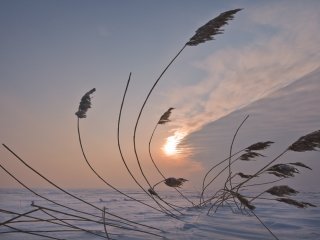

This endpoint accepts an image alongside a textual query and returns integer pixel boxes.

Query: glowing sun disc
[164,136,178,155]
[163,131,187,156]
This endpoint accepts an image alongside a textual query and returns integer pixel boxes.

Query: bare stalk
[200,148,245,204]
[225,115,249,190]
[250,211,279,240]
[1,144,164,233]
[103,207,111,240]
[116,73,182,216]
[232,149,289,192]
[149,123,194,206]
[132,45,187,190]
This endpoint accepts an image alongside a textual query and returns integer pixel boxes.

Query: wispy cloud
[167,2,320,140]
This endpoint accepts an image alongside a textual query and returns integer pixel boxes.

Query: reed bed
[1,8,318,240]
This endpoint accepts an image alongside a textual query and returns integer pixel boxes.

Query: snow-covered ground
[1,189,319,240]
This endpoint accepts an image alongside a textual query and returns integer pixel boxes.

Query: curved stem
[200,157,240,205]
[40,208,109,239]
[225,115,249,191]
[149,123,194,206]
[231,149,289,192]
[249,191,266,203]
[0,165,165,238]
[1,144,164,233]
[242,177,286,188]
[149,124,166,179]
[103,207,111,240]
[0,163,101,220]
[200,149,245,204]
[78,117,170,215]
[4,225,65,240]
[132,44,187,190]
[250,211,279,240]
[116,73,181,216]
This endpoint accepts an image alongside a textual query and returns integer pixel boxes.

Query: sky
[1,0,320,192]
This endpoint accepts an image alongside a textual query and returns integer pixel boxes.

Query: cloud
[167,2,320,139]
[180,67,320,190]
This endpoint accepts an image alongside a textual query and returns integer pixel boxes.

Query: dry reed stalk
[3,225,65,240]
[74,84,178,217]
[199,149,245,204]
[201,140,274,203]
[149,108,175,179]
[288,129,320,152]
[116,75,183,216]
[1,145,164,235]
[220,115,250,212]
[148,108,195,206]
[1,208,106,238]
[233,192,256,210]
[33,203,164,238]
[131,9,242,209]
[204,128,319,240]
[103,207,111,240]
[39,207,109,239]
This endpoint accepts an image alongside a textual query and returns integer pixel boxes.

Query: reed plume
[237,172,254,179]
[158,108,174,124]
[233,192,255,210]
[148,108,194,206]
[276,198,316,208]
[187,9,242,46]
[75,87,176,217]
[289,162,312,170]
[288,129,320,152]
[266,185,299,197]
[132,9,242,206]
[240,151,265,161]
[266,164,299,178]
[246,141,274,151]
[164,177,188,188]
[75,88,96,118]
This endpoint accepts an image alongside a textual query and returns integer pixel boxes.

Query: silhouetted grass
[1,8,318,240]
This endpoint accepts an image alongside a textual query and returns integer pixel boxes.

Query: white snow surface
[1,189,319,240]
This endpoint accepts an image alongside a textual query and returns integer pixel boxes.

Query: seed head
[267,164,299,178]
[187,9,242,46]
[240,151,265,161]
[288,130,320,152]
[233,192,255,210]
[289,162,312,170]
[266,185,298,197]
[164,177,188,188]
[276,198,316,208]
[148,188,158,197]
[246,141,274,152]
[238,172,254,179]
[158,108,174,124]
[75,88,96,119]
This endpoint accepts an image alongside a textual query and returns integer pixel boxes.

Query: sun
[162,131,187,156]
[163,136,178,155]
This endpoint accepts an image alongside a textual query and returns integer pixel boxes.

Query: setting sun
[163,131,187,156]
